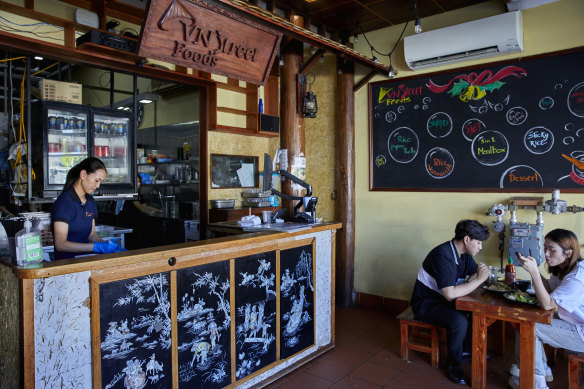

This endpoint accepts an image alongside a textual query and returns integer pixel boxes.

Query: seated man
[410,219,490,385]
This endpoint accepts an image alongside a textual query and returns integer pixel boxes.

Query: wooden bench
[569,353,584,389]
[397,306,445,368]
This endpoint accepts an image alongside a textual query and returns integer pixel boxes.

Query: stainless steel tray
[242,201,271,207]
[210,199,235,209]
[242,190,272,198]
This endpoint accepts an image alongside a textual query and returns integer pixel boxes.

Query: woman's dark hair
[545,228,582,279]
[454,219,490,241]
[63,157,107,191]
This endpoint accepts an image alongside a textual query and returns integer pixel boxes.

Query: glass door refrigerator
[31,101,136,200]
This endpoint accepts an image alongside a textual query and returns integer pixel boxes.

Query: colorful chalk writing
[425,148,454,179]
[385,111,397,123]
[524,127,554,155]
[375,155,386,167]
[506,106,528,125]
[539,97,554,110]
[500,165,543,188]
[471,130,509,166]
[558,151,584,185]
[378,84,423,106]
[427,112,453,138]
[426,66,527,102]
[568,82,584,117]
[387,127,419,163]
[469,95,510,114]
[462,118,486,141]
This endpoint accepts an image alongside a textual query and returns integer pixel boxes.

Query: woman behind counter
[508,229,584,389]
[51,157,125,260]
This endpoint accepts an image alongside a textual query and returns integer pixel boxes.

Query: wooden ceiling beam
[215,0,388,74]
[0,30,214,87]
[299,48,324,74]
[57,0,144,27]
[353,70,377,93]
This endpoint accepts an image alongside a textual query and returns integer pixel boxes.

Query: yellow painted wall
[207,131,275,206]
[353,0,584,301]
[208,54,338,224]
[304,52,337,223]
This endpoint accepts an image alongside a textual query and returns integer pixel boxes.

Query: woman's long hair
[63,157,107,191]
[546,228,583,279]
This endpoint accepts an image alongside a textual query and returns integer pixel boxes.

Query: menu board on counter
[369,49,584,191]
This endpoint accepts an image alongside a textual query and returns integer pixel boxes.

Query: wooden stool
[397,306,444,367]
[569,353,584,389]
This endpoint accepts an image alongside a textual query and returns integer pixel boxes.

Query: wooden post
[336,57,355,306]
[280,14,305,216]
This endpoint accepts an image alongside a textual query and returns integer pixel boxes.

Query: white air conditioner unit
[404,11,523,70]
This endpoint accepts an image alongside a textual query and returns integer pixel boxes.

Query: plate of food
[503,291,539,305]
[482,281,514,293]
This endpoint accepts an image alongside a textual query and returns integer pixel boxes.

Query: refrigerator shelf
[48,129,86,136]
[94,133,129,139]
[48,152,88,157]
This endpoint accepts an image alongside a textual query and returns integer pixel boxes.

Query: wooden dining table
[456,287,554,389]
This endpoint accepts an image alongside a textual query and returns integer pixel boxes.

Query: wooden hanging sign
[138,0,282,85]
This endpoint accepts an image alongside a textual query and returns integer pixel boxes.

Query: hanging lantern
[302,90,318,118]
[300,72,317,118]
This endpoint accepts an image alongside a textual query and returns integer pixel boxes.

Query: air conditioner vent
[409,47,499,70]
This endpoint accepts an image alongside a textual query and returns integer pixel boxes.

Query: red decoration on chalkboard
[426,66,527,100]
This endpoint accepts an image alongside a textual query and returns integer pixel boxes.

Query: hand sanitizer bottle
[15,219,42,265]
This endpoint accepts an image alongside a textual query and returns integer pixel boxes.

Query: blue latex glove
[93,240,127,254]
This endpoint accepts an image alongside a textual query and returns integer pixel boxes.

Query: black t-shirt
[410,240,479,318]
[118,194,146,221]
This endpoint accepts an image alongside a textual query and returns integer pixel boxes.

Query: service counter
[0,223,341,389]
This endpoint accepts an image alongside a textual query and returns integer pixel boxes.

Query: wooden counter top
[1,222,341,279]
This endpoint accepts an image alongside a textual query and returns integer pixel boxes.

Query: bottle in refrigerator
[182,139,192,160]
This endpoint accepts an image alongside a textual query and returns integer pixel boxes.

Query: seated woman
[119,175,162,218]
[508,229,584,389]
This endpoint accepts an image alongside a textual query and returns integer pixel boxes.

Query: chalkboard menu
[369,49,584,191]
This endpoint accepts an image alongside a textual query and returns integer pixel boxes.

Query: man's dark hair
[454,219,490,241]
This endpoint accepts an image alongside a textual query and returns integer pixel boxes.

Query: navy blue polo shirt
[410,240,479,318]
[51,187,98,260]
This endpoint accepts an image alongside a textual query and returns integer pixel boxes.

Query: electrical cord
[355,0,418,63]
[32,61,58,76]
[0,15,83,42]
[0,56,25,63]
[0,22,65,42]
[119,27,139,38]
